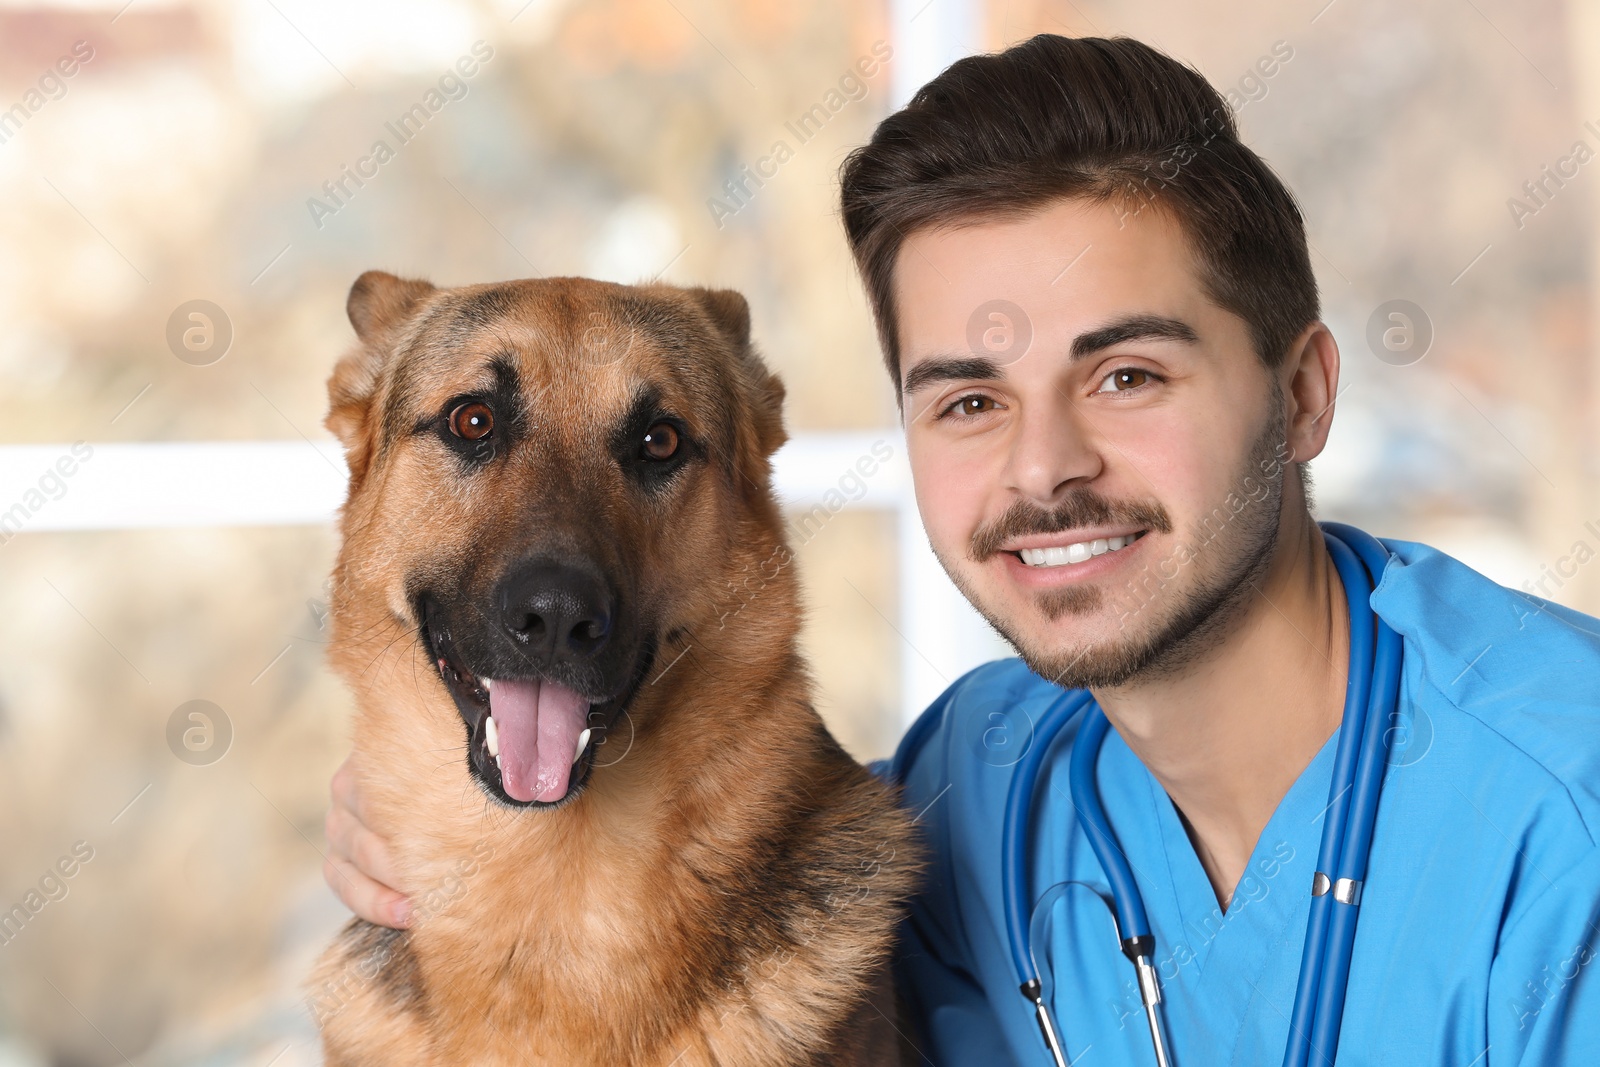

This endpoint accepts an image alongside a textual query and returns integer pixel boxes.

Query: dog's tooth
[485,715,500,760]
[573,727,592,764]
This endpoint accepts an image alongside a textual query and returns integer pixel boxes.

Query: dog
[309,270,925,1065]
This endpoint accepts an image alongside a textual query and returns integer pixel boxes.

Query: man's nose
[1003,393,1104,502]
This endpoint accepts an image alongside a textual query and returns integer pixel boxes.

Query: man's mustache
[970,491,1173,562]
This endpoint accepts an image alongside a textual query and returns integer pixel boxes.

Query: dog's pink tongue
[489,679,590,803]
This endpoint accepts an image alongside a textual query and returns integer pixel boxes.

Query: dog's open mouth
[456,663,594,806]
[419,607,654,810]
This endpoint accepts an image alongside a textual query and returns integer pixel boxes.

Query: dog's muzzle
[418,555,652,809]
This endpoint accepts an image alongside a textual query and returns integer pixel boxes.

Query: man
[326,34,1600,1065]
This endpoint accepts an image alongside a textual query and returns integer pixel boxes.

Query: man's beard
[938,402,1288,691]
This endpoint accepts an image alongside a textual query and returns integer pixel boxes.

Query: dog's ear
[325,271,436,486]
[347,270,436,344]
[689,287,787,460]
[693,287,752,348]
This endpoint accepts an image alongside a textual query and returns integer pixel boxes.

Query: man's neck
[1092,508,1349,911]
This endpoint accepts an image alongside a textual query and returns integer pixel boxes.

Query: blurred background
[1,0,1597,1063]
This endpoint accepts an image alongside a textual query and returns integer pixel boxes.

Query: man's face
[895,197,1291,690]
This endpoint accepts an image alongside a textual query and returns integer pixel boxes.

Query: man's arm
[1487,848,1600,1064]
[868,680,1027,1067]
[890,898,1022,1067]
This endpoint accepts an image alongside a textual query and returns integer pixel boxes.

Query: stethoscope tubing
[1282,527,1379,1067]
[1306,524,1404,1063]
[1004,690,1093,982]
[1002,688,1095,1063]
[1071,705,1175,1067]
[1069,708,1151,947]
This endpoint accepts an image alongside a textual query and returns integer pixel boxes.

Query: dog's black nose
[496,560,613,662]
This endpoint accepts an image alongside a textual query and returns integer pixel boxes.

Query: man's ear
[1282,320,1339,465]
[688,286,787,460]
[325,271,436,486]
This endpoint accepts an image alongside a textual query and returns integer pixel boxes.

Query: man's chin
[945,511,1284,691]
[978,543,1271,691]
[952,578,1150,690]
[1000,613,1158,691]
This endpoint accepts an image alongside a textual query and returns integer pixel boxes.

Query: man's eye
[937,394,999,420]
[1096,368,1157,393]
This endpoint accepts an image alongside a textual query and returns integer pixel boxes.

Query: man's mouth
[1007,529,1149,568]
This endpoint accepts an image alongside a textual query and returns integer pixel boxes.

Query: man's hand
[323,755,412,928]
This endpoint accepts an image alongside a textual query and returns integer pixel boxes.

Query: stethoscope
[1000,521,1403,1067]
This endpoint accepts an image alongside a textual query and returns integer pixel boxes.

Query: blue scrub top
[870,537,1600,1066]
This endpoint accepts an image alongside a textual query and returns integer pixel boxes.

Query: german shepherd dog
[310,271,924,1065]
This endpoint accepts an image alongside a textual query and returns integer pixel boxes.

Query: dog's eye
[641,422,679,461]
[450,402,494,441]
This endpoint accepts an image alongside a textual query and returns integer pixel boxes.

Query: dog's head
[324,271,787,810]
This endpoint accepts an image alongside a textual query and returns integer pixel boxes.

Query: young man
[833,33,1600,1066]
[325,34,1600,1065]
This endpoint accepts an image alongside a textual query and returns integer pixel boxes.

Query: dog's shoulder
[787,712,926,905]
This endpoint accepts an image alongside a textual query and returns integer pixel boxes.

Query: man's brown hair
[838,34,1320,402]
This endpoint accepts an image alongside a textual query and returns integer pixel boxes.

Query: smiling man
[321,33,1600,1067]
[836,33,1600,1067]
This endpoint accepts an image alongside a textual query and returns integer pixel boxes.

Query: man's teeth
[574,728,591,765]
[1019,533,1142,568]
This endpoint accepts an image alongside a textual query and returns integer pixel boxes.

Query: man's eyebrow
[898,314,1201,395]
[900,355,1003,396]
[1072,314,1200,359]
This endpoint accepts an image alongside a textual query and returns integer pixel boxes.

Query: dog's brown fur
[309,271,924,1066]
